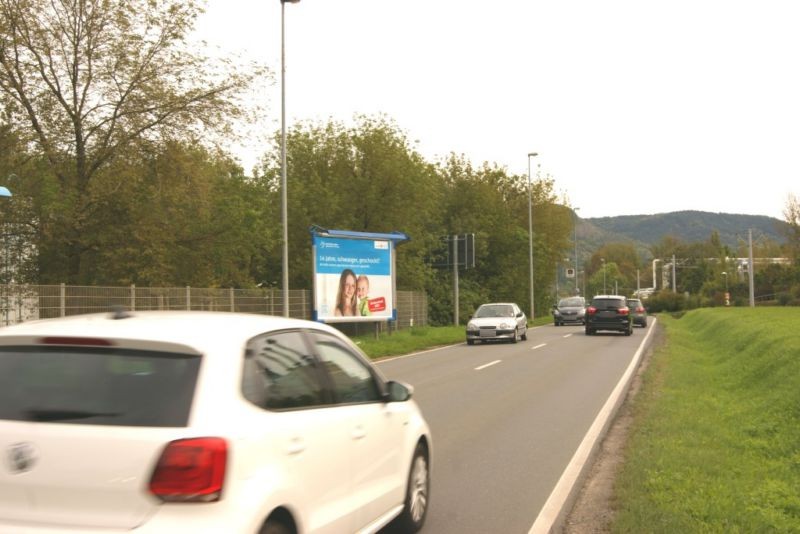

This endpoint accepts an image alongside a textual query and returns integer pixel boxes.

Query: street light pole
[280,0,300,317]
[573,207,579,295]
[527,152,538,320]
[1,185,11,326]
[601,258,606,293]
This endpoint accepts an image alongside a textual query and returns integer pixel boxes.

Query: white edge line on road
[529,318,658,534]
[375,342,461,364]
[532,343,547,350]
[475,360,502,371]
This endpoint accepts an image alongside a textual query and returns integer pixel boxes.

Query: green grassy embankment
[612,308,800,532]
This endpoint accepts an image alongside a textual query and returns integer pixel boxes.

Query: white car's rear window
[0,347,200,427]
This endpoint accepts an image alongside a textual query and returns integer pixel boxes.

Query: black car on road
[585,295,633,336]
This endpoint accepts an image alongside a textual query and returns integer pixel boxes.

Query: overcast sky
[195,0,799,220]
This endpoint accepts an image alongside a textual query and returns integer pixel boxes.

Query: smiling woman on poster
[334,269,358,317]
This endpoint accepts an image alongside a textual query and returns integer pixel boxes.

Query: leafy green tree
[258,116,442,293]
[781,194,800,264]
[587,243,641,294]
[0,0,261,283]
[56,141,267,287]
[650,235,683,261]
[586,261,625,296]
[432,156,570,322]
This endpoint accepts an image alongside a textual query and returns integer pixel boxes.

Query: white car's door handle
[351,425,366,440]
[287,437,306,454]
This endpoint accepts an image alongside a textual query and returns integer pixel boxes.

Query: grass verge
[611,308,800,532]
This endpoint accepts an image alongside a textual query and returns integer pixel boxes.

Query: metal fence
[0,284,428,330]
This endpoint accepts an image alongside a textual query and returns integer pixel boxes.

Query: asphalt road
[376,322,653,534]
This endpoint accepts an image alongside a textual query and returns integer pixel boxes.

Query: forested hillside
[580,211,788,260]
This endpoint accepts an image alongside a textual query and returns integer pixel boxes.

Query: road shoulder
[561,324,665,533]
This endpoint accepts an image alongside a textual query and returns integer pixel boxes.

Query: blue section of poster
[314,236,391,275]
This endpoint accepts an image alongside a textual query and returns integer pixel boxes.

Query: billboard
[311,229,408,323]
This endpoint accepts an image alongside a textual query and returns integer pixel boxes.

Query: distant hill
[578,211,789,260]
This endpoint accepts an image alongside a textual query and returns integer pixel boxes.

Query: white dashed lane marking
[475,360,502,371]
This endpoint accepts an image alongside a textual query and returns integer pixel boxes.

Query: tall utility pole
[453,235,459,325]
[748,229,755,307]
[601,258,606,293]
[672,254,677,292]
[573,207,580,295]
[1,185,11,326]
[527,152,538,320]
[280,0,300,317]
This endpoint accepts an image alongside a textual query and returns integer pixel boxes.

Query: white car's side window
[311,334,380,404]
[242,331,328,410]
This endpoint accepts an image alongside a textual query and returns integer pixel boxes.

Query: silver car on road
[466,302,528,345]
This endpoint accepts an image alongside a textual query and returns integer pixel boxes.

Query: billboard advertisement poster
[313,235,394,322]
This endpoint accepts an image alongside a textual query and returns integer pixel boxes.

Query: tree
[586,261,625,296]
[258,116,442,293]
[0,0,262,283]
[782,194,800,264]
[588,243,641,293]
[77,141,269,287]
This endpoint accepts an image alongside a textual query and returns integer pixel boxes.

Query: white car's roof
[0,311,343,351]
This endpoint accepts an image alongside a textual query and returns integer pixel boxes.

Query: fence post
[186,286,190,310]
[410,291,414,327]
[130,284,135,311]
[230,288,235,312]
[60,283,66,317]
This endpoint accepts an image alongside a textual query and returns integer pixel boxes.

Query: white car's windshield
[475,305,514,318]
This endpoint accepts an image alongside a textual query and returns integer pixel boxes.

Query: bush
[645,290,688,313]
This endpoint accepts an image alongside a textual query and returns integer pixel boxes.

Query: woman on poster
[334,269,358,317]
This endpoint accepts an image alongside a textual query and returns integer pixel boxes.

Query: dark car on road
[585,295,633,336]
[552,296,586,326]
[626,298,648,327]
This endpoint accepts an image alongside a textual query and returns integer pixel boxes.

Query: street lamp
[280,0,300,317]
[573,207,580,295]
[601,258,606,293]
[721,271,729,290]
[527,152,538,320]
[1,185,11,326]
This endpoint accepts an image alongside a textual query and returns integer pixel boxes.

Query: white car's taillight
[149,437,228,502]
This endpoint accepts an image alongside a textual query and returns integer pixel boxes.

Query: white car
[465,302,528,345]
[0,310,431,534]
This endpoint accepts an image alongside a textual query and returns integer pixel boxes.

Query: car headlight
[498,321,512,329]
[467,321,477,331]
